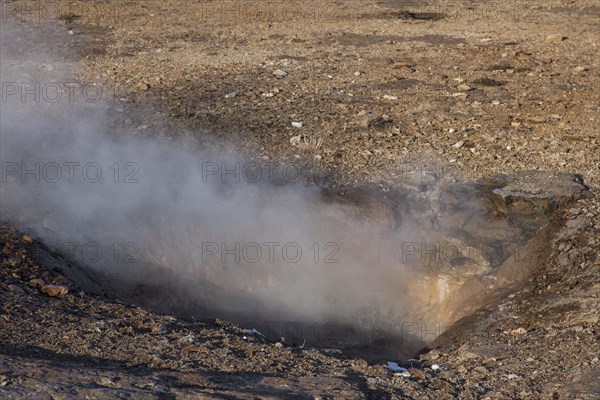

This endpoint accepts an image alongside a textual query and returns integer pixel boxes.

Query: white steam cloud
[1,23,427,357]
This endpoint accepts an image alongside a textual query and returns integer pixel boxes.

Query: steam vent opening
[30,172,590,361]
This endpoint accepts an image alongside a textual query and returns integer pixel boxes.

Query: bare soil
[1,1,599,399]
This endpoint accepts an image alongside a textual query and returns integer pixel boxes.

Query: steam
[1,23,421,354]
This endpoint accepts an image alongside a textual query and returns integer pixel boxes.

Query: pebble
[453,140,465,149]
[40,285,68,297]
[96,377,117,388]
[526,116,546,124]
[457,84,471,91]
[545,34,567,43]
[431,364,440,371]
[510,327,527,336]
[383,95,399,100]
[225,92,237,98]
[22,235,33,243]
[573,66,588,73]
[135,82,149,91]
[408,368,426,380]
[179,334,198,343]
[28,278,45,288]
[291,121,303,128]
[474,366,488,375]
[273,69,287,78]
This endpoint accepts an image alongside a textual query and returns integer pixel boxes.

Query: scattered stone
[40,285,68,297]
[383,95,399,100]
[28,279,45,288]
[573,66,588,73]
[22,235,33,243]
[510,327,527,336]
[525,116,546,124]
[135,82,149,91]
[457,84,471,91]
[408,368,426,380]
[179,334,198,343]
[290,135,302,145]
[225,92,237,98]
[482,357,497,365]
[292,121,303,128]
[453,140,465,149]
[474,366,489,375]
[545,34,567,43]
[96,377,117,388]
[431,364,440,371]
[272,69,287,78]
[353,359,368,370]
[473,78,504,87]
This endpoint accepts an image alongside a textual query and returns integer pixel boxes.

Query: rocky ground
[1,0,599,399]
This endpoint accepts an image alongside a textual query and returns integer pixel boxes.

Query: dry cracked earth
[1,1,599,399]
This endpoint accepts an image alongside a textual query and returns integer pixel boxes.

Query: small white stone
[383,95,398,100]
[431,364,440,371]
[292,121,303,128]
